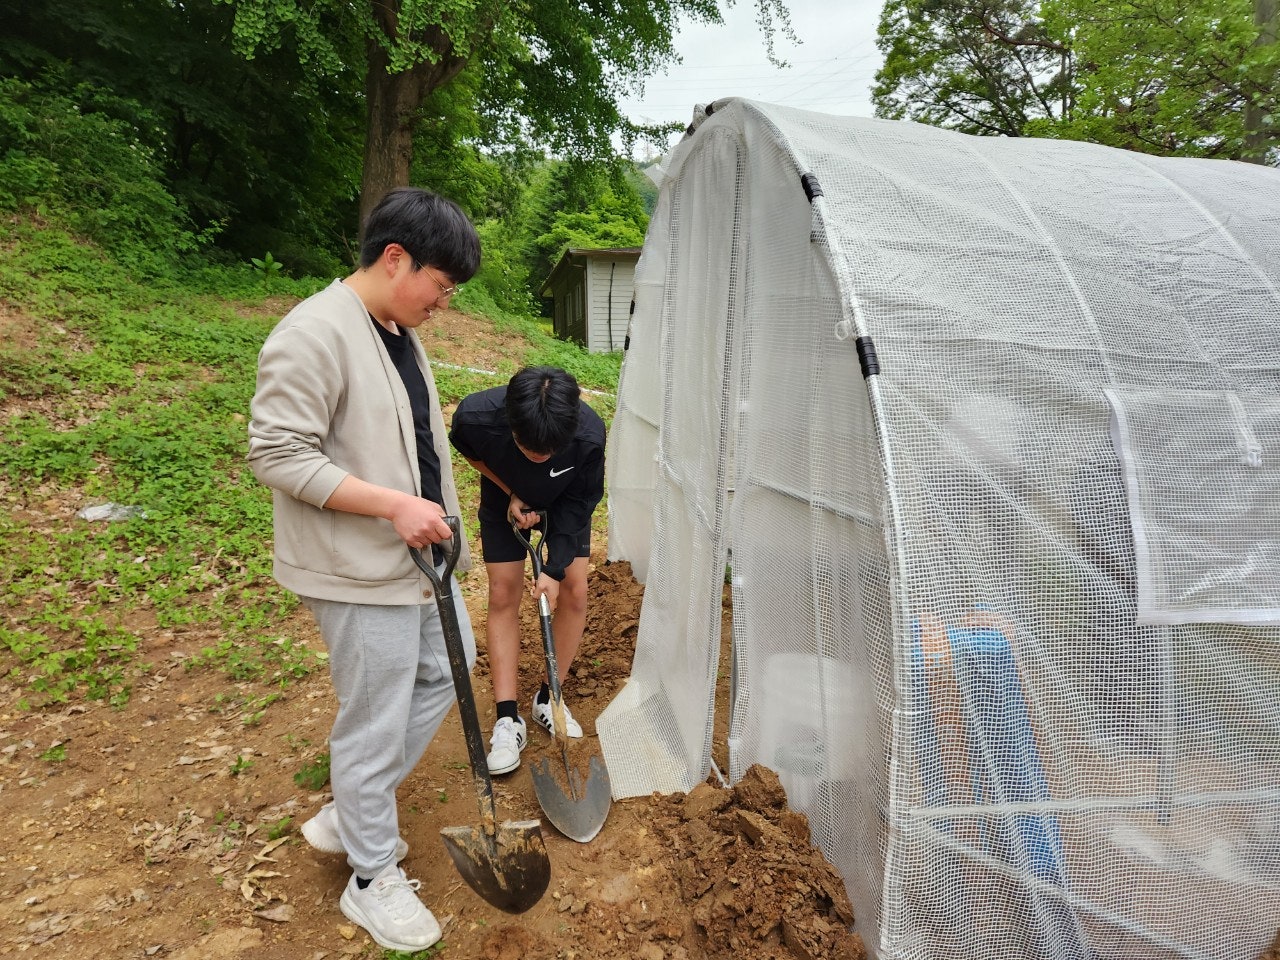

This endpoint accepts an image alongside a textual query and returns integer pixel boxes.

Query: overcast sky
[616,0,886,156]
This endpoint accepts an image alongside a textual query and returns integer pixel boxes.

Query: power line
[637,51,880,87]
[649,37,878,75]
[637,67,880,93]
[622,72,882,114]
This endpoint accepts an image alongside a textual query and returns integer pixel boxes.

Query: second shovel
[511,516,611,843]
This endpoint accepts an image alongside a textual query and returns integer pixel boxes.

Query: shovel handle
[510,510,547,568]
[408,520,498,827]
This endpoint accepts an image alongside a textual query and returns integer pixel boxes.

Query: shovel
[408,518,550,913]
[511,515,612,843]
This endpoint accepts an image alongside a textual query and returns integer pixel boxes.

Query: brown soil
[0,304,865,959]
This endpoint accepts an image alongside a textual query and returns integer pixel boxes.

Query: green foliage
[468,157,650,316]
[874,0,1279,161]
[627,164,660,216]
[39,743,68,763]
[188,631,317,684]
[218,0,736,155]
[471,219,541,317]
[294,752,332,791]
[0,77,208,275]
[0,218,317,710]
[873,0,1071,137]
[383,945,447,959]
[1,0,669,295]
[533,188,648,267]
[250,252,284,283]
[0,614,140,709]
[1032,0,1276,158]
[410,66,536,220]
[0,1,362,274]
[217,0,795,231]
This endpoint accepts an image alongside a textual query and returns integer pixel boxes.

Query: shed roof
[539,247,641,297]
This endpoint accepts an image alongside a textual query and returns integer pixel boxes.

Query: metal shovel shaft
[511,516,612,842]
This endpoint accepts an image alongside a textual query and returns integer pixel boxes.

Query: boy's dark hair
[359,187,481,283]
[506,366,581,456]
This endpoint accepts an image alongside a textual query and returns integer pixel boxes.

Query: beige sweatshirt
[247,279,471,604]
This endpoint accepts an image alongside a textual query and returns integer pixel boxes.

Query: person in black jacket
[449,366,606,774]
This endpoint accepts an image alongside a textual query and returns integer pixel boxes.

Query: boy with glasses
[248,187,477,953]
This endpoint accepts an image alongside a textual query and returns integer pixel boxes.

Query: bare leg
[550,556,590,683]
[485,560,526,704]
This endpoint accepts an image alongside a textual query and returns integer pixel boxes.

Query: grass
[0,220,318,710]
[452,283,622,400]
[383,946,446,959]
[293,753,331,791]
[0,216,620,726]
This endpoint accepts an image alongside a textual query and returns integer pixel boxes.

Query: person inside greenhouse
[449,365,606,775]
[247,187,478,953]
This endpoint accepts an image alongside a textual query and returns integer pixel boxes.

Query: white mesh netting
[597,100,1280,959]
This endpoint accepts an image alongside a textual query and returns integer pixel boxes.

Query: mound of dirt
[650,765,866,960]
[472,765,865,960]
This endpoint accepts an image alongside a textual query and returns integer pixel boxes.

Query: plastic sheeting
[599,100,1280,959]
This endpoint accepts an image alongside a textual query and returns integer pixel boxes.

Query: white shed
[598,99,1280,960]
[539,247,639,354]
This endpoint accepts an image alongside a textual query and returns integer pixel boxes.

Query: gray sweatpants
[303,582,476,877]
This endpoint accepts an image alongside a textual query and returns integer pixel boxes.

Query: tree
[873,0,1071,137]
[0,77,205,273]
[466,157,648,312]
[533,188,648,273]
[409,64,534,221]
[874,0,1280,161]
[1242,0,1279,162]
[0,0,366,272]
[1038,0,1279,158]
[218,0,794,230]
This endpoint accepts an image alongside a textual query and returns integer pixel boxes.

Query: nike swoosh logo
[549,466,574,477]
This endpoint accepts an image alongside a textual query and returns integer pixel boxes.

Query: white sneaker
[486,716,528,775]
[301,803,408,861]
[339,862,441,952]
[532,693,583,739]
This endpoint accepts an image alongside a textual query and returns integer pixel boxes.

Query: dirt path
[0,306,864,959]
[0,554,862,959]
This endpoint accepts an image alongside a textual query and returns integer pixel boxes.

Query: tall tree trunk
[1242,0,1278,164]
[357,9,468,243]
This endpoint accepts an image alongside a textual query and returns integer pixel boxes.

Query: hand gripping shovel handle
[408,519,495,822]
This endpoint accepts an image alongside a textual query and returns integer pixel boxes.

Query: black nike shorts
[478,517,592,566]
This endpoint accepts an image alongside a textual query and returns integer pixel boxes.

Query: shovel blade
[440,819,550,914]
[530,754,612,843]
